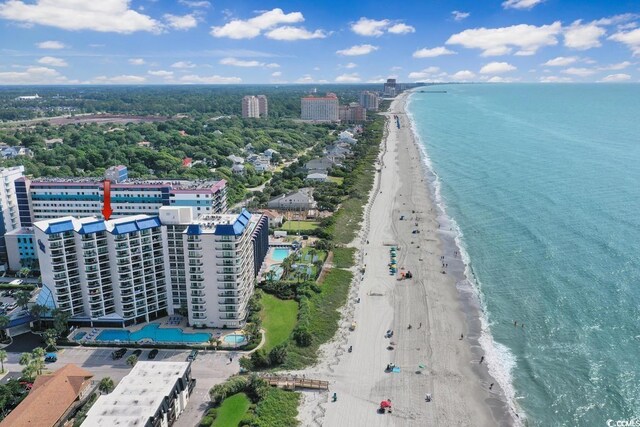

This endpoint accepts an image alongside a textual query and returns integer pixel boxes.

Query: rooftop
[0,364,93,427]
[26,177,226,191]
[82,362,190,427]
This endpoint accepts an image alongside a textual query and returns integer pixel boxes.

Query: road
[2,346,239,426]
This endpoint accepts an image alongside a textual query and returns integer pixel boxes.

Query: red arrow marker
[102,180,113,220]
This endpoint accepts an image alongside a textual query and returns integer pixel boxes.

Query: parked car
[45,353,57,363]
[6,303,17,311]
[187,349,198,361]
[9,279,23,286]
[148,349,159,360]
[132,349,142,357]
[111,348,127,360]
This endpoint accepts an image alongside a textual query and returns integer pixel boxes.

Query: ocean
[407,84,640,426]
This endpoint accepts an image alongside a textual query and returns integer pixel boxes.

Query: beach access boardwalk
[263,375,329,391]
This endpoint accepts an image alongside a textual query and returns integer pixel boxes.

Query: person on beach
[489,383,494,390]
[514,321,517,327]
[480,356,484,364]
[460,334,464,340]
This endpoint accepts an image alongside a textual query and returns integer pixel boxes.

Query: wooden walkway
[263,376,329,391]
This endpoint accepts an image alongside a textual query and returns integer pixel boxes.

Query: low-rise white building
[82,362,193,427]
[267,188,317,211]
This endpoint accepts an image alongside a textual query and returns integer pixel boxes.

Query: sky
[0,0,639,84]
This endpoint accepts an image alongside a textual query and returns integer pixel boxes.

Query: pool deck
[73,316,239,347]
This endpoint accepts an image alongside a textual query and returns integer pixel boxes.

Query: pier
[263,375,329,391]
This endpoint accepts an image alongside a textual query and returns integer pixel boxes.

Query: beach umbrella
[380,400,392,408]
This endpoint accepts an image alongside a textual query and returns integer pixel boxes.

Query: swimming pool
[73,332,86,340]
[272,247,290,262]
[95,323,210,343]
[223,334,247,345]
[269,264,284,280]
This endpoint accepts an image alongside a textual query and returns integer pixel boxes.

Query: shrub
[199,416,213,426]
[292,325,312,347]
[209,376,249,406]
[250,349,269,368]
[268,343,288,366]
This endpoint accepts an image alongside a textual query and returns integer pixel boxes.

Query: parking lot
[2,345,240,425]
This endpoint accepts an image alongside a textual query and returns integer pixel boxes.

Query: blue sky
[0,0,638,84]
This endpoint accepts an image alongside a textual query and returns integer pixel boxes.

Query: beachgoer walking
[514,321,517,327]
[460,334,464,340]
[489,383,494,390]
[480,356,484,364]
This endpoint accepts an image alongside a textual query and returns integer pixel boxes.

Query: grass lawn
[212,393,250,427]
[332,247,356,269]
[279,220,319,232]
[328,176,344,185]
[260,293,298,352]
[254,388,300,427]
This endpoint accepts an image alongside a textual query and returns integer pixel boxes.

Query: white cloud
[599,61,632,70]
[148,70,174,77]
[93,75,147,84]
[164,14,197,30]
[351,17,389,36]
[388,23,415,34]
[617,22,637,31]
[210,8,322,40]
[344,62,357,69]
[561,67,596,77]
[171,61,196,69]
[452,11,470,21]
[564,20,606,50]
[220,57,262,67]
[271,71,282,77]
[480,62,516,74]
[265,26,326,40]
[486,76,519,83]
[543,56,579,66]
[600,73,631,82]
[336,44,378,56]
[408,66,441,80]
[609,28,640,55]
[219,57,280,68]
[594,13,640,26]
[37,56,68,67]
[335,73,361,83]
[0,66,68,84]
[0,0,161,33]
[178,0,210,8]
[451,70,476,80]
[36,40,66,49]
[413,46,456,58]
[350,17,414,36]
[179,74,242,84]
[128,58,145,65]
[540,75,573,82]
[502,0,545,10]
[446,22,561,56]
[295,74,315,83]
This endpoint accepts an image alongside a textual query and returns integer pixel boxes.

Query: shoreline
[295,91,514,426]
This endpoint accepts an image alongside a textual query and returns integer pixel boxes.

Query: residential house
[304,158,334,174]
[263,148,278,158]
[0,364,94,427]
[1,146,33,159]
[137,140,151,148]
[306,172,328,182]
[232,164,245,175]
[267,187,317,210]
[338,130,358,144]
[258,209,284,227]
[182,157,192,168]
[227,154,245,164]
[44,138,63,148]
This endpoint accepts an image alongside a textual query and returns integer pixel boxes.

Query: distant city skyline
[0,0,638,84]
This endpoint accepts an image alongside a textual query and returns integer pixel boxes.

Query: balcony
[190,283,205,290]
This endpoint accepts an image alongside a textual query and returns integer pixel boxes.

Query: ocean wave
[406,93,524,425]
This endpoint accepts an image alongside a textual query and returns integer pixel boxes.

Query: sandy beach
[295,91,514,426]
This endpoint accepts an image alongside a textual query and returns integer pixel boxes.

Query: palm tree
[31,348,45,375]
[309,248,318,262]
[30,304,48,331]
[18,352,31,367]
[44,329,58,352]
[98,377,114,394]
[0,315,10,341]
[126,354,138,367]
[281,256,294,280]
[0,350,7,373]
[15,291,31,311]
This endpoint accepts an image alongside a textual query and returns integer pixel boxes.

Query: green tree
[268,343,288,366]
[52,309,70,336]
[30,304,48,331]
[0,316,9,341]
[18,352,31,367]
[98,377,114,394]
[126,354,138,367]
[0,350,6,373]
[15,291,31,310]
[250,349,268,368]
[44,328,58,351]
[31,348,45,375]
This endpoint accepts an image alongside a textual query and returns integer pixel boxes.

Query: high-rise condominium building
[301,93,339,121]
[339,103,367,123]
[383,78,397,97]
[242,95,268,118]
[34,209,268,327]
[359,91,380,111]
[160,207,268,329]
[0,165,25,263]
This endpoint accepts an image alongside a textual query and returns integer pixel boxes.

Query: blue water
[408,84,640,426]
[95,323,210,343]
[269,264,284,280]
[272,247,290,262]
[223,334,247,344]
